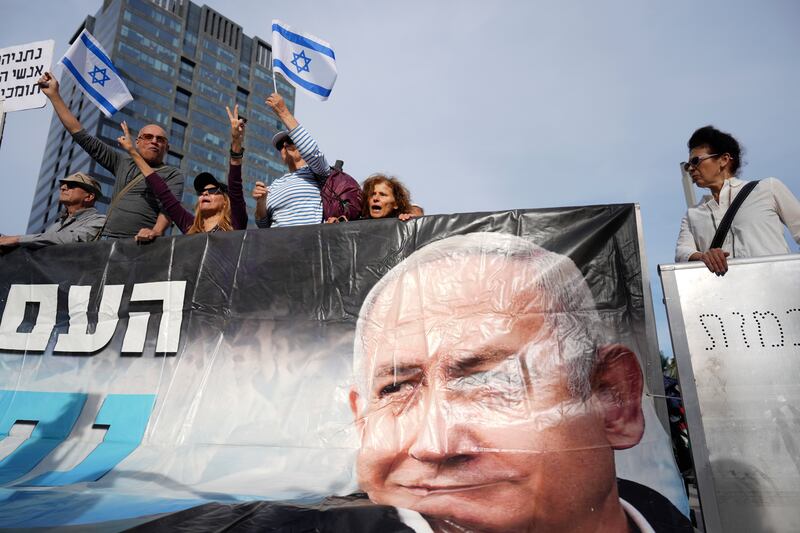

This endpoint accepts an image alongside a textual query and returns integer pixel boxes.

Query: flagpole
[272,70,278,94]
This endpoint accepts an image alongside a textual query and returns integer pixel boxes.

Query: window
[256,42,271,69]
[166,151,183,168]
[179,58,195,85]
[171,119,187,149]
[183,30,198,57]
[128,0,182,32]
[120,25,179,62]
[199,52,236,78]
[118,42,176,76]
[122,10,180,47]
[236,87,248,114]
[116,58,174,93]
[175,88,191,117]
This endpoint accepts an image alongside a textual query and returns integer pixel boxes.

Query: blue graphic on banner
[23,394,156,486]
[0,391,87,484]
[0,489,211,528]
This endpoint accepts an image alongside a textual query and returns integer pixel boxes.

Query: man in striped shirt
[253,93,330,228]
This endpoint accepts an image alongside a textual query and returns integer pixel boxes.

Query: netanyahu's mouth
[399,481,501,496]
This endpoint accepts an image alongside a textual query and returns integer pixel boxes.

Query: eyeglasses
[137,133,169,145]
[61,182,81,189]
[278,141,295,151]
[200,187,224,196]
[681,154,718,172]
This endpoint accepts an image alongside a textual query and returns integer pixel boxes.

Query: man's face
[136,124,169,165]
[279,140,300,166]
[59,182,93,208]
[351,256,618,532]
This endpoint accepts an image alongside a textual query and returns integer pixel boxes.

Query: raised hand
[252,180,268,205]
[265,92,298,130]
[37,72,59,98]
[265,92,287,115]
[117,121,135,153]
[226,104,246,145]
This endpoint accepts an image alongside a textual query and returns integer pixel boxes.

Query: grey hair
[352,232,603,403]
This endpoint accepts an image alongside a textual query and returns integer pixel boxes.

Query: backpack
[321,160,363,221]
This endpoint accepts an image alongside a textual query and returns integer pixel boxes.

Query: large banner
[0,207,690,532]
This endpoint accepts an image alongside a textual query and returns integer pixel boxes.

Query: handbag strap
[92,166,166,240]
[709,180,759,249]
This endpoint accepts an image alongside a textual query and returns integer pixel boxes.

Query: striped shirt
[256,124,330,228]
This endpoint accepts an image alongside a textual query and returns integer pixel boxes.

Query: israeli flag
[272,20,337,101]
[60,29,133,117]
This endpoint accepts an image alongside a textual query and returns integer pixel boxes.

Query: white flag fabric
[272,20,337,101]
[60,29,133,117]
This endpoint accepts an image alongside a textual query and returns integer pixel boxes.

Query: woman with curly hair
[675,125,800,275]
[361,174,419,221]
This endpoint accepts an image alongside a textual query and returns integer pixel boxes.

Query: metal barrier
[660,254,800,532]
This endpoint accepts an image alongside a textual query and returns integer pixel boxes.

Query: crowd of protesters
[2,74,799,269]
[0,71,423,253]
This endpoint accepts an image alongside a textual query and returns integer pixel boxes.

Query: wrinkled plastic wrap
[0,206,690,531]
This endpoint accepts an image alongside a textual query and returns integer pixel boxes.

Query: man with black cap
[0,172,106,251]
[253,92,331,228]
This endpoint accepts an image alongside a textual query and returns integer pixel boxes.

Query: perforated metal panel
[660,254,800,533]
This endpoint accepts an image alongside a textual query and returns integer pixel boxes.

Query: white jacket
[675,177,800,262]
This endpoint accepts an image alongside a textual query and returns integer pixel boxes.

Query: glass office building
[27,0,295,233]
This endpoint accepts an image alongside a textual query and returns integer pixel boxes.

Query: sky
[0,0,798,355]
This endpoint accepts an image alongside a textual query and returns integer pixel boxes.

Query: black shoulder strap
[710,180,759,250]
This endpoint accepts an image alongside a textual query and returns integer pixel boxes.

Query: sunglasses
[200,187,224,196]
[278,140,295,151]
[137,133,169,145]
[681,153,718,172]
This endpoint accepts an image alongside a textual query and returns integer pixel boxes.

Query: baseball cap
[193,172,228,194]
[60,172,102,197]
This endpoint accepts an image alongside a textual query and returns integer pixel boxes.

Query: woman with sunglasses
[675,125,800,275]
[117,105,248,234]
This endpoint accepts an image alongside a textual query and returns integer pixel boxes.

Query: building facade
[28,0,295,233]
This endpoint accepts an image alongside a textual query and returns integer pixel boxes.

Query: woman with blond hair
[118,105,248,234]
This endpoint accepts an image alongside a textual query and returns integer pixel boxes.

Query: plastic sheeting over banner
[0,207,690,532]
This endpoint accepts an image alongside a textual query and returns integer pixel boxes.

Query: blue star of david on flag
[272,20,337,101]
[88,65,111,87]
[291,50,311,73]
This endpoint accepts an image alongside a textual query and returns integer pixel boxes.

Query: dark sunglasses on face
[279,141,295,151]
[200,187,224,196]
[137,133,169,144]
[61,182,94,194]
[681,153,719,172]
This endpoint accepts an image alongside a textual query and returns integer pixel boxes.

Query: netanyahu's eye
[378,380,413,398]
